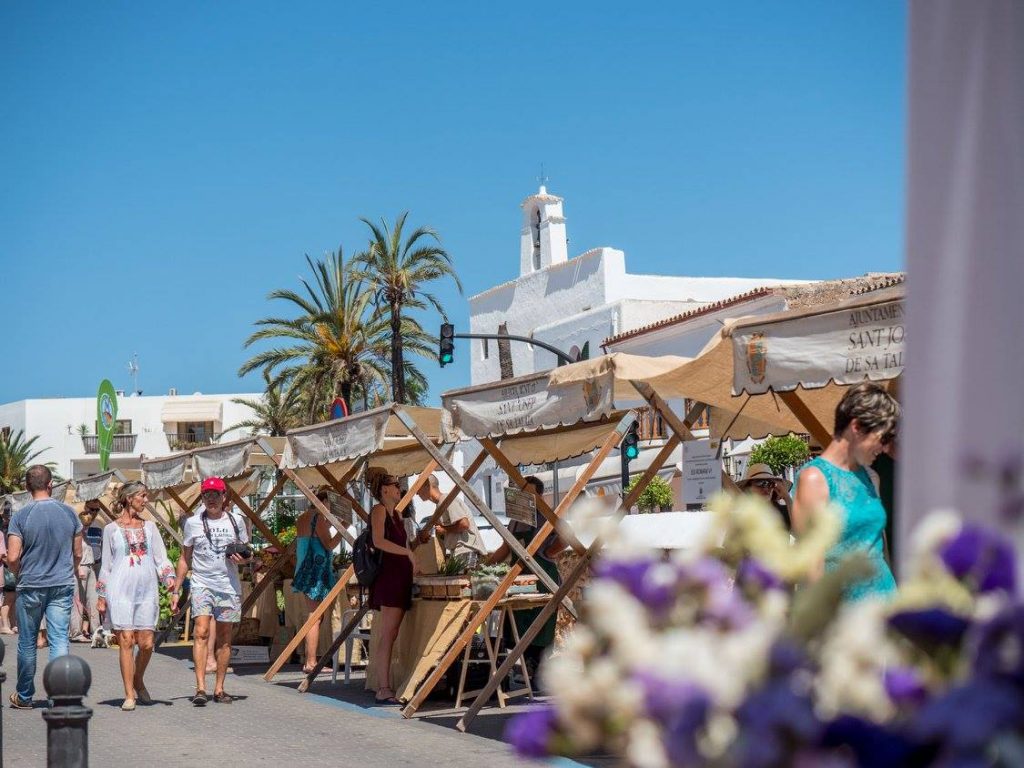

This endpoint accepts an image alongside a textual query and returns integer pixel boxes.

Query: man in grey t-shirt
[416,475,487,565]
[6,465,83,708]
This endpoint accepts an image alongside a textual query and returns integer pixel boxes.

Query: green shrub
[748,434,811,475]
[625,475,674,513]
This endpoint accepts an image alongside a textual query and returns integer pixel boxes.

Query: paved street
[3,642,605,767]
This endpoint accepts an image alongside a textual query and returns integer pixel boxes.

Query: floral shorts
[190,586,241,624]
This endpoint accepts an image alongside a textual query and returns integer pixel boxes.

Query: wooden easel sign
[504,487,537,527]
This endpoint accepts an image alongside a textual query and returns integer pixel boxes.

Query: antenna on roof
[127,353,141,395]
[537,163,548,194]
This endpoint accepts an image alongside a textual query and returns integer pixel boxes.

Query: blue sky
[0,2,905,405]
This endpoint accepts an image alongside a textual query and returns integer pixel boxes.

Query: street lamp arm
[454,332,577,366]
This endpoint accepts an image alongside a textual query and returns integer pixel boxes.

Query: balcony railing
[81,434,138,454]
[165,433,224,451]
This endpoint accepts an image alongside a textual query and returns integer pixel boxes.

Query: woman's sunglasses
[751,479,776,489]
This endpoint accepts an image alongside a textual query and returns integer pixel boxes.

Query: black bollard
[1,637,6,768]
[42,655,92,768]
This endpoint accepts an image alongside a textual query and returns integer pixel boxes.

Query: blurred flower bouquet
[507,494,1023,767]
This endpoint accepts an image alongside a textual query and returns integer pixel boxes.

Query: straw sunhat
[738,463,792,493]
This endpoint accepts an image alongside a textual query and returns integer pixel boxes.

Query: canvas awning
[160,398,223,424]
[549,287,904,443]
[75,471,120,502]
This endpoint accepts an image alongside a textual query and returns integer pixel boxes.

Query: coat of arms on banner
[746,333,768,385]
[583,379,601,413]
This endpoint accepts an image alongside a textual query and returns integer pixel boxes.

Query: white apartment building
[0,391,260,480]
[468,186,810,385]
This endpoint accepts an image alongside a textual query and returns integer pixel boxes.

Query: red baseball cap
[201,477,227,493]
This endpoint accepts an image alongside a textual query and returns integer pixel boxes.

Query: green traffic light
[625,444,640,460]
[441,353,453,364]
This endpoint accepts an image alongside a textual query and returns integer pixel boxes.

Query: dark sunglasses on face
[382,480,400,489]
[201,490,224,498]
[751,479,776,489]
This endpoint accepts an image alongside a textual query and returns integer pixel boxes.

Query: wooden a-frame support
[456,391,712,731]
[399,410,637,719]
[294,449,490,693]
[263,453,437,683]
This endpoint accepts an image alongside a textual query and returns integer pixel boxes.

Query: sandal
[191,690,208,707]
[121,699,136,711]
[213,691,234,704]
[375,688,400,704]
[135,686,153,705]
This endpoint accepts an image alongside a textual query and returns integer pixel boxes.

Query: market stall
[141,435,358,651]
[263,404,451,685]
[448,361,719,730]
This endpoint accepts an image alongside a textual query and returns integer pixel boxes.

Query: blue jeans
[16,585,74,701]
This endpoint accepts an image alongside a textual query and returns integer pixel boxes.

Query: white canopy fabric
[192,440,253,481]
[75,471,119,502]
[281,407,393,470]
[730,287,905,395]
[442,368,623,441]
[160,398,223,424]
[142,453,191,491]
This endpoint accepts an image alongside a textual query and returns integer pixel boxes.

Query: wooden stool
[454,594,546,709]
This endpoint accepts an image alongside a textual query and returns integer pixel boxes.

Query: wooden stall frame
[399,410,638,719]
[294,448,492,692]
[456,394,709,731]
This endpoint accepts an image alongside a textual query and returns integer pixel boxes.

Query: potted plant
[469,563,510,600]
[625,475,674,513]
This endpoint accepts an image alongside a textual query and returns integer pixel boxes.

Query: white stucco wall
[0,393,260,480]
[470,235,810,386]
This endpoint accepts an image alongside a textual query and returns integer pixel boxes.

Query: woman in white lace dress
[97,482,175,711]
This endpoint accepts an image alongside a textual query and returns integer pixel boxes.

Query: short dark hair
[25,465,52,493]
[833,382,899,440]
[523,476,545,495]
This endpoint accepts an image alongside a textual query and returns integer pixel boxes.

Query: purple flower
[909,679,1024,758]
[819,715,925,768]
[595,559,678,614]
[767,639,809,679]
[632,671,711,765]
[883,667,929,707]
[734,680,821,768]
[970,604,1024,686]
[737,557,784,592]
[703,580,755,629]
[505,705,560,759]
[939,524,1017,594]
[888,608,971,652]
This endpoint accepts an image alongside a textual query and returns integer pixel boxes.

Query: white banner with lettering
[442,370,616,441]
[731,297,905,395]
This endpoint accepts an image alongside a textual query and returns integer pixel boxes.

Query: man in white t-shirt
[416,475,487,566]
[171,476,251,706]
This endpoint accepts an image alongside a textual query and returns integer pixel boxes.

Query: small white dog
[90,628,111,649]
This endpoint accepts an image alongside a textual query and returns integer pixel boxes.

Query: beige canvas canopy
[549,286,905,446]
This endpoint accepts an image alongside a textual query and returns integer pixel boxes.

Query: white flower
[906,509,962,579]
[815,599,903,722]
[626,720,668,768]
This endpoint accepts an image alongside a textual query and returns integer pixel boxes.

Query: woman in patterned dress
[793,382,900,601]
[97,482,175,710]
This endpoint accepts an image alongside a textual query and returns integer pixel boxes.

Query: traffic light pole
[452,332,578,366]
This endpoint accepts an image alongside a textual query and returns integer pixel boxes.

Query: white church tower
[519,185,568,276]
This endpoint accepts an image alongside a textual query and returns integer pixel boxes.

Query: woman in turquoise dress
[292,492,337,674]
[793,382,899,600]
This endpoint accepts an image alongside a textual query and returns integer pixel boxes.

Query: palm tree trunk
[390,302,405,404]
[340,379,353,411]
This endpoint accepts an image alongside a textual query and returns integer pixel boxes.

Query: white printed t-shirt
[183,509,248,597]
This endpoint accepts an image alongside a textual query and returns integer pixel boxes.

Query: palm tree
[0,430,49,494]
[239,249,434,422]
[226,371,304,436]
[354,212,462,404]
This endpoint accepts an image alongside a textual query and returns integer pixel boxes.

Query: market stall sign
[504,486,537,526]
[442,370,615,440]
[732,298,905,395]
[682,439,721,505]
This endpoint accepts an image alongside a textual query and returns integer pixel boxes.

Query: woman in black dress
[368,471,417,703]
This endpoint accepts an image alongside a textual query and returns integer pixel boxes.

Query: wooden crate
[414,575,471,600]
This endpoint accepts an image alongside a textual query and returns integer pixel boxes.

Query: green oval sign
[97,379,118,471]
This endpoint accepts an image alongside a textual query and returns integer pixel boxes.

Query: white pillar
[901,0,1024,564]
